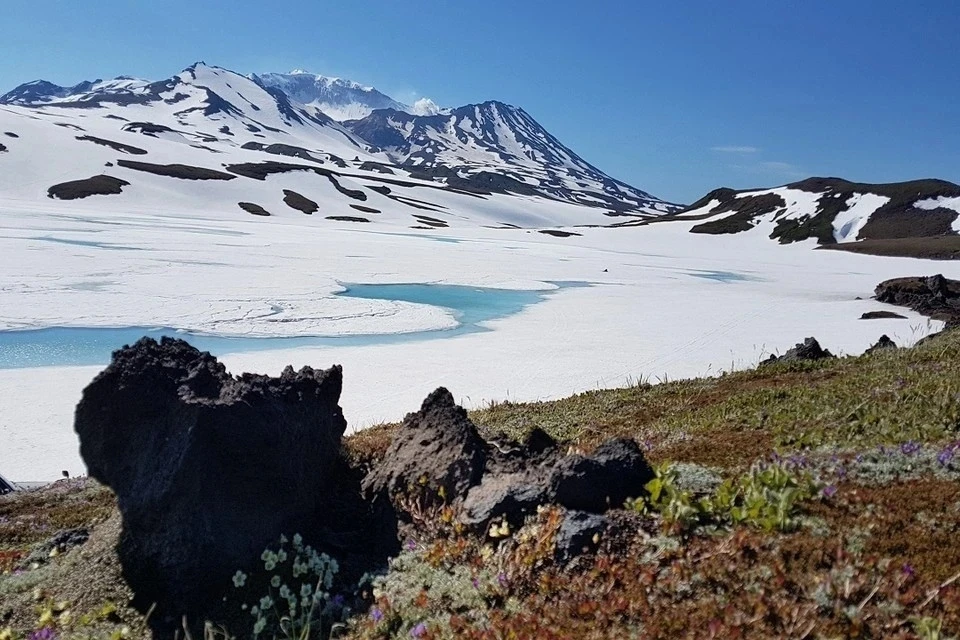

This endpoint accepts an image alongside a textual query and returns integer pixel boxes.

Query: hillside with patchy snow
[674,178,960,254]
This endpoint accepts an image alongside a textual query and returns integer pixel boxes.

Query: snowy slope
[344,102,676,215]
[0,63,675,225]
[677,177,960,245]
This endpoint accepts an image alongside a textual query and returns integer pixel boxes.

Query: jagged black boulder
[75,337,391,635]
[362,387,486,507]
[548,438,654,513]
[460,471,547,533]
[761,337,835,366]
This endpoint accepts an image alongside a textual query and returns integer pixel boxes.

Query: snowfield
[2,200,956,482]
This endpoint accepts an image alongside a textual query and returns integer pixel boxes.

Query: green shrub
[629,460,822,534]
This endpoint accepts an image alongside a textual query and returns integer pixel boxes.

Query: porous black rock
[460,472,547,533]
[554,510,610,561]
[547,439,654,513]
[362,387,486,508]
[75,337,391,634]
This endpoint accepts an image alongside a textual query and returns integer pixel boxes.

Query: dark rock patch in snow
[241,141,325,164]
[282,189,318,214]
[122,122,176,137]
[412,214,448,228]
[326,215,370,223]
[350,204,381,214]
[539,229,582,238]
[226,160,316,180]
[117,159,235,180]
[358,161,395,174]
[238,202,270,216]
[860,310,907,320]
[48,175,130,200]
[75,135,148,155]
[3,131,17,138]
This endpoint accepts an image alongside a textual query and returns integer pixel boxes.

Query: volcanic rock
[761,337,835,366]
[75,337,391,634]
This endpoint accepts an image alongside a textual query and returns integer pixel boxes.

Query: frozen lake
[1,204,954,482]
[0,283,567,368]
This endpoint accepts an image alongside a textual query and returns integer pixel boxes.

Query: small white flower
[276,549,288,563]
[253,617,266,635]
[279,585,292,600]
[259,596,274,610]
[264,560,277,571]
[279,534,288,545]
[292,533,303,547]
[271,575,281,588]
[232,570,247,588]
[300,583,313,597]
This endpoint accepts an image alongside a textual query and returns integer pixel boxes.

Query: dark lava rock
[761,337,835,366]
[865,335,898,354]
[548,439,654,513]
[460,472,547,533]
[554,510,610,561]
[363,387,486,508]
[861,310,907,320]
[22,527,90,567]
[875,274,960,326]
[0,472,14,495]
[75,337,392,633]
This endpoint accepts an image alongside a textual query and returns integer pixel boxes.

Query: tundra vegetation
[4,328,960,639]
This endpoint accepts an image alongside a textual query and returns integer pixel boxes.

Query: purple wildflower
[411,622,427,637]
[900,441,921,456]
[822,485,838,499]
[333,594,345,607]
[497,572,508,588]
[938,448,954,466]
[405,539,416,551]
[903,563,916,578]
[371,607,384,623]
[471,577,480,589]
[28,629,57,640]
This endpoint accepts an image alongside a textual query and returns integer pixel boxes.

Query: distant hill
[675,177,960,258]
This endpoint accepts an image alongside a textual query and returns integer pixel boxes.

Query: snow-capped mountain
[675,177,960,244]
[0,62,678,229]
[252,71,410,122]
[344,102,674,214]
[0,63,677,222]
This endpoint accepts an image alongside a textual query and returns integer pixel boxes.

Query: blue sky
[3,0,958,204]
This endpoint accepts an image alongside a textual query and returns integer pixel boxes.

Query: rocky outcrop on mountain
[761,337,835,366]
[74,337,394,634]
[875,274,960,326]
